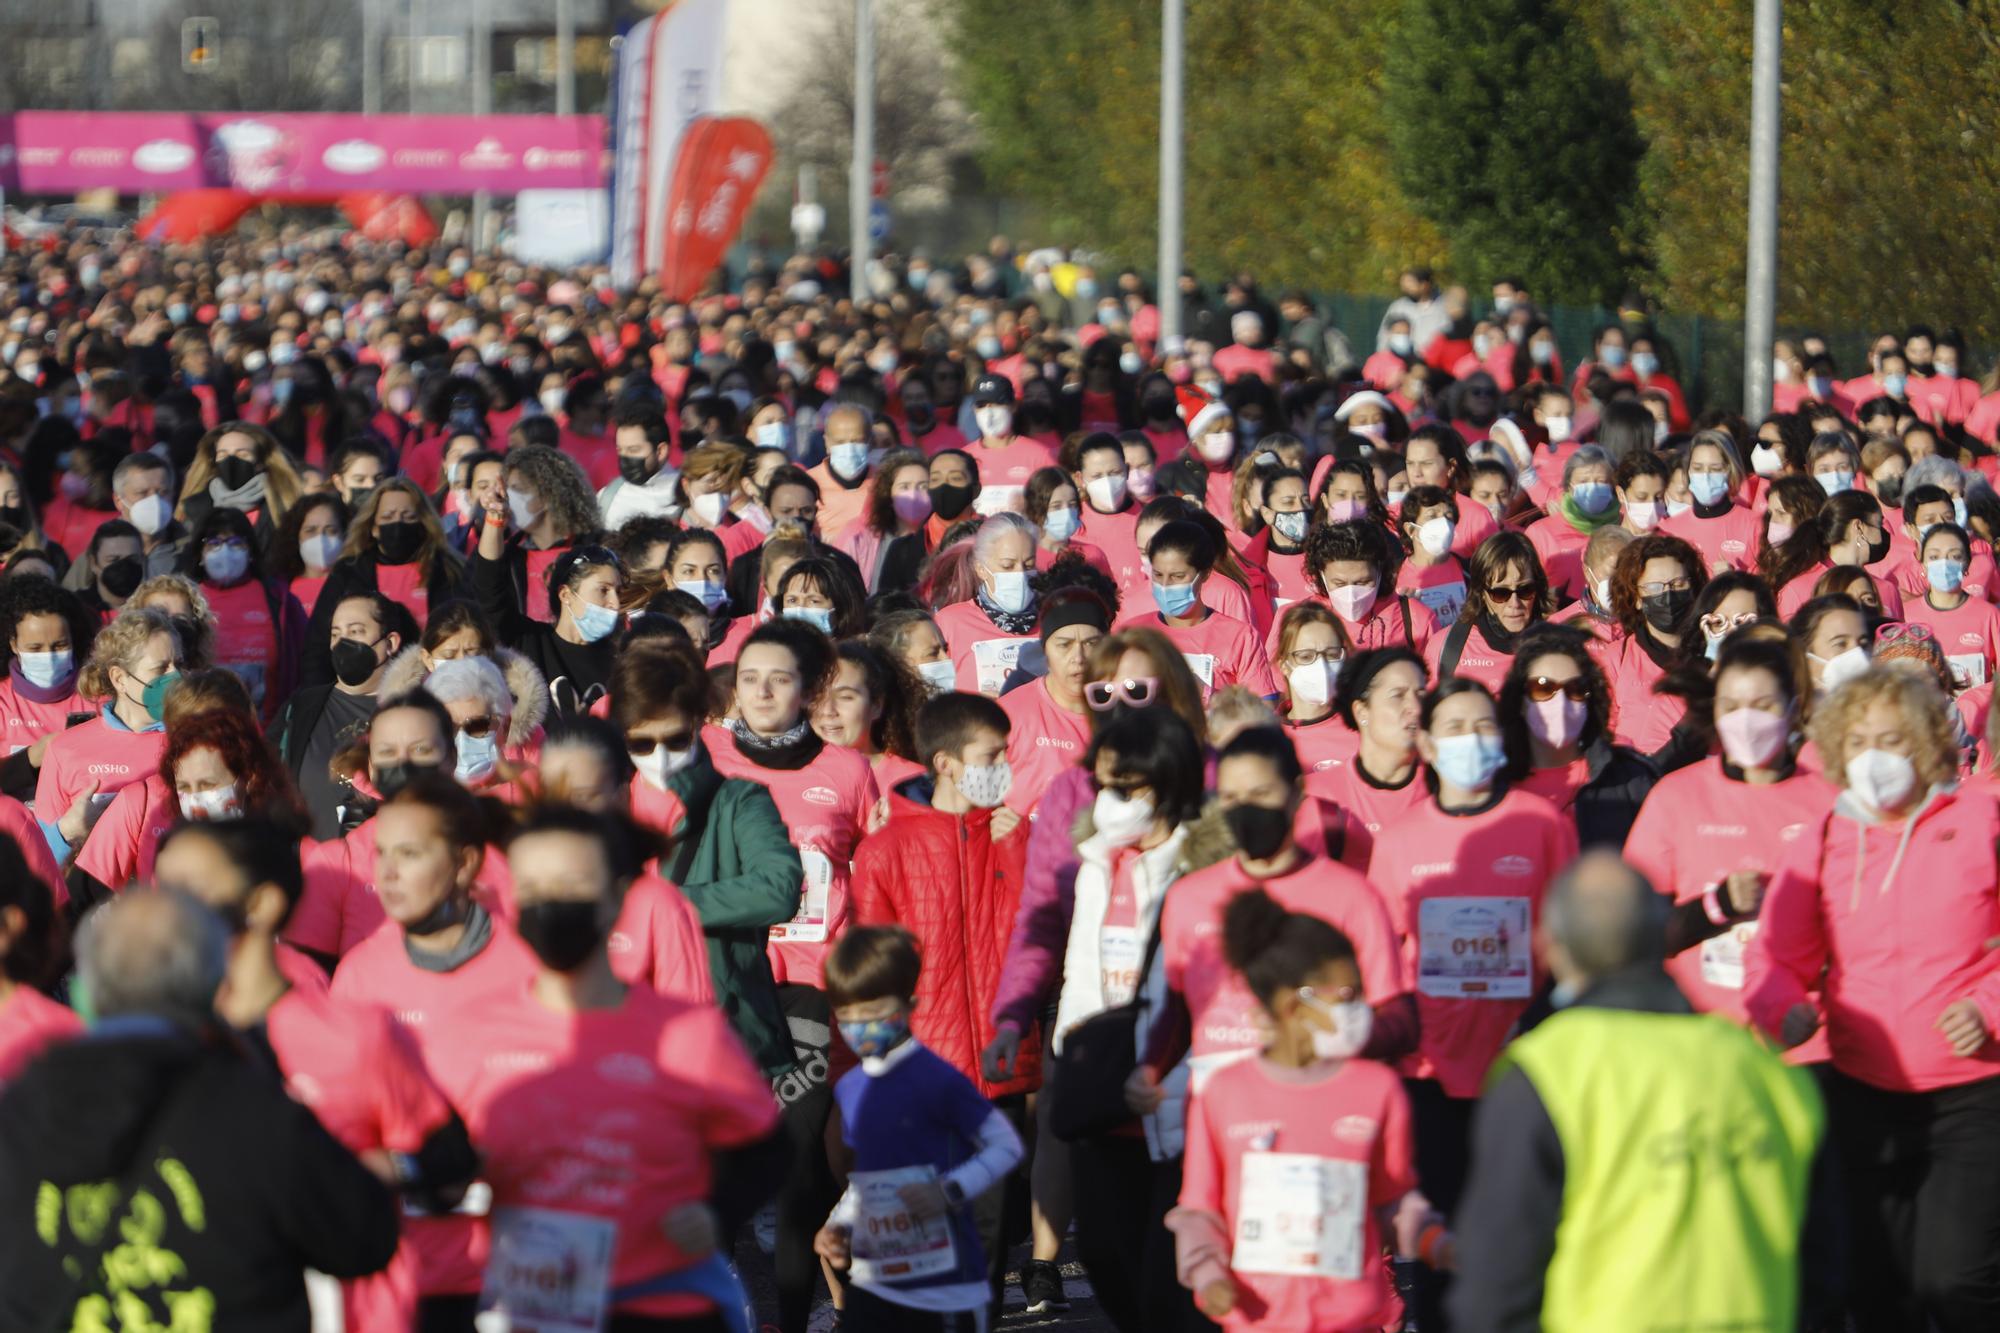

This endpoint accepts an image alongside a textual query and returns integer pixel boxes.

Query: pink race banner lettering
[0,112,606,195]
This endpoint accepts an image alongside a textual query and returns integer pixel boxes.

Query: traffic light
[182,18,220,74]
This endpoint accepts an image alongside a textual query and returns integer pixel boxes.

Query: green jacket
[666,745,804,1077]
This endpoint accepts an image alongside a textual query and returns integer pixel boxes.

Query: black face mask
[1641,587,1694,633]
[215,455,261,491]
[0,502,26,533]
[375,520,424,566]
[331,635,384,687]
[100,555,145,600]
[1141,392,1177,422]
[618,453,656,485]
[1224,802,1293,861]
[906,404,935,432]
[1863,528,1891,565]
[1873,475,1905,507]
[372,758,436,801]
[931,482,978,521]
[517,899,606,972]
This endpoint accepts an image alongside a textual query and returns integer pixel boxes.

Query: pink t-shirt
[1602,636,1687,754]
[0,985,81,1089]
[290,573,331,619]
[1160,855,1406,1087]
[805,463,873,539]
[559,428,620,490]
[376,560,432,632]
[999,678,1091,816]
[1525,514,1591,600]
[1367,788,1578,1098]
[1902,593,2000,689]
[1266,549,1314,607]
[608,873,715,1004]
[73,773,176,892]
[703,726,878,986]
[453,986,780,1320]
[205,578,280,711]
[1624,756,1835,1039]
[1394,558,1468,626]
[1179,1056,1414,1332]
[0,795,63,904]
[1080,505,1148,601]
[36,714,166,833]
[268,980,459,1333]
[1776,562,1904,620]
[967,437,1060,515]
[329,918,543,1297]
[934,599,1037,697]
[1115,609,1278,700]
[1420,621,1516,693]
[1303,760,1428,873]
[1285,713,1359,779]
[1660,503,1763,573]
[292,816,516,960]
[0,677,79,757]
[523,546,566,623]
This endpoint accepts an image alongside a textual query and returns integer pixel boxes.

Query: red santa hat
[1176,385,1229,439]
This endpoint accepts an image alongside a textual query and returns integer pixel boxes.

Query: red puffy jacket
[851,792,1041,1100]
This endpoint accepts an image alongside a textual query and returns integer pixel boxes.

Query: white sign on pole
[513,189,611,266]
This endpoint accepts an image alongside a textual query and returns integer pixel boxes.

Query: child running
[814,926,1026,1332]
[1168,888,1423,1332]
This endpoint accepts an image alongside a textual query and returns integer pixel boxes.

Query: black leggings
[1405,1078,1477,1333]
[772,984,842,1333]
[419,1298,730,1331]
[1068,1136,1215,1333]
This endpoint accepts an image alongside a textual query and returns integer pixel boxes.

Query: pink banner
[0,111,606,195]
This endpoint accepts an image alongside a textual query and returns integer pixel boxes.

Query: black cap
[971,374,1015,406]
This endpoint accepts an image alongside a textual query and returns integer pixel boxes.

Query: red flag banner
[658,116,773,303]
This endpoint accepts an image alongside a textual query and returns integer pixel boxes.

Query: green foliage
[1384,0,1644,305]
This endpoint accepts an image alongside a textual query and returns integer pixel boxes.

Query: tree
[1384,0,1644,306]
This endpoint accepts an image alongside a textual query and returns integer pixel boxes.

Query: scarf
[974,586,1040,636]
[8,660,75,705]
[403,900,493,973]
[208,471,269,513]
[1555,493,1621,536]
[725,716,823,770]
[1476,612,1528,655]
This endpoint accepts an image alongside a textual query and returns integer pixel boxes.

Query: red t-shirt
[453,986,781,1320]
[204,578,280,714]
[1367,788,1578,1098]
[999,678,1091,817]
[289,573,331,619]
[523,546,567,623]
[1179,1056,1414,1332]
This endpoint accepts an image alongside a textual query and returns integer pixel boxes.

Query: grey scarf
[403,900,494,973]
[208,471,269,513]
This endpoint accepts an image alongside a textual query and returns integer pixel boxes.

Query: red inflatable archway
[136,189,437,245]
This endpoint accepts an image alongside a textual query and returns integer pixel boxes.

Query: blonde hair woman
[1747,666,2000,1327]
[128,573,214,670]
[175,422,305,547]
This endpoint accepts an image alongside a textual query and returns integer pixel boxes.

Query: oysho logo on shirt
[86,763,129,775]
[1721,539,1747,555]
[596,1053,657,1087]
[1961,633,1985,647]
[1412,861,1457,877]
[1491,855,1534,878]
[1334,1114,1378,1144]
[1696,824,1746,838]
[801,786,838,807]
[485,1049,552,1074]
[1778,822,1806,842]
[1224,1118,1283,1144]
[1035,735,1077,750]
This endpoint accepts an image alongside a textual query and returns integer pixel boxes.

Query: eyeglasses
[1284,647,1343,670]
[1485,584,1536,604]
[1084,676,1158,711]
[1876,622,1935,646]
[1297,984,1361,1011]
[457,715,496,738]
[1091,777,1151,800]
[626,733,695,756]
[1637,578,1693,597]
[1525,675,1592,703]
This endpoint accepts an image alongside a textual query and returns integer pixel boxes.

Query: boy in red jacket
[850,691,1038,1311]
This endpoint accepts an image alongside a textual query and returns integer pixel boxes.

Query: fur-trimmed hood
[1068,796,1235,874]
[378,644,549,747]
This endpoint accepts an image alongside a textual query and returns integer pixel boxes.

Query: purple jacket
[991,765,1091,1032]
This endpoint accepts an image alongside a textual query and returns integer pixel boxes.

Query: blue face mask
[573,599,620,643]
[827,442,869,480]
[455,729,500,781]
[1883,374,1907,399]
[677,579,728,612]
[1927,558,1966,594]
[1954,497,1969,528]
[1815,470,1854,496]
[1687,471,1731,507]
[1632,352,1660,377]
[1042,506,1080,542]
[1570,481,1614,515]
[839,1015,911,1061]
[783,605,834,633]
[1431,732,1507,790]
[1152,578,1199,617]
[1599,345,1628,369]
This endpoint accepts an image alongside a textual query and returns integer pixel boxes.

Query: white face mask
[300,532,343,570]
[632,742,696,791]
[975,405,1014,439]
[1625,500,1662,532]
[1845,747,1916,812]
[1813,644,1870,691]
[179,784,241,822]
[1543,415,1573,444]
[1085,474,1129,513]
[507,486,541,529]
[1287,658,1341,708]
[1196,430,1236,464]
[540,388,566,415]
[1416,516,1455,557]
[956,760,1013,809]
[985,569,1032,614]
[916,658,957,692]
[127,494,172,537]
[690,491,728,526]
[1092,788,1156,848]
[1750,443,1785,478]
[1302,992,1373,1060]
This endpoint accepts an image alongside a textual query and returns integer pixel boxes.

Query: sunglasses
[457,715,497,739]
[1525,675,1592,703]
[1084,676,1158,711]
[1486,584,1536,604]
[1876,621,1935,646]
[626,733,695,756]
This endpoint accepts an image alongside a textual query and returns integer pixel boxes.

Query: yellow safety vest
[1497,1006,1823,1333]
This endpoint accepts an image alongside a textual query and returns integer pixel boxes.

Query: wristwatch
[941,1177,968,1208]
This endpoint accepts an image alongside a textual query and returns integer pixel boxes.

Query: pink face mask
[1766,519,1795,546]
[1327,583,1378,622]
[1326,498,1367,523]
[1716,707,1790,769]
[1525,694,1587,748]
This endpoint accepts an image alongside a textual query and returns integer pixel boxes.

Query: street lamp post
[850,0,875,305]
[1742,0,1781,420]
[1158,0,1184,342]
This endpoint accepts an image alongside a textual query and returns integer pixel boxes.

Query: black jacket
[1568,736,1659,851]
[470,545,611,713]
[0,1024,398,1330]
[300,550,466,688]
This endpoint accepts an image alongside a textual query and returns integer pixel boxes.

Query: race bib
[1181,653,1216,690]
[1099,925,1142,1009]
[480,1205,616,1333]
[1699,922,1757,990]
[1417,896,1532,999]
[1413,581,1467,624]
[970,638,1045,695]
[1948,651,1987,689]
[1232,1152,1366,1279]
[772,849,833,944]
[849,1167,958,1285]
[972,485,1025,517]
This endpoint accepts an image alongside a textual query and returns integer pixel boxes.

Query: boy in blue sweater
[813,926,1025,1332]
